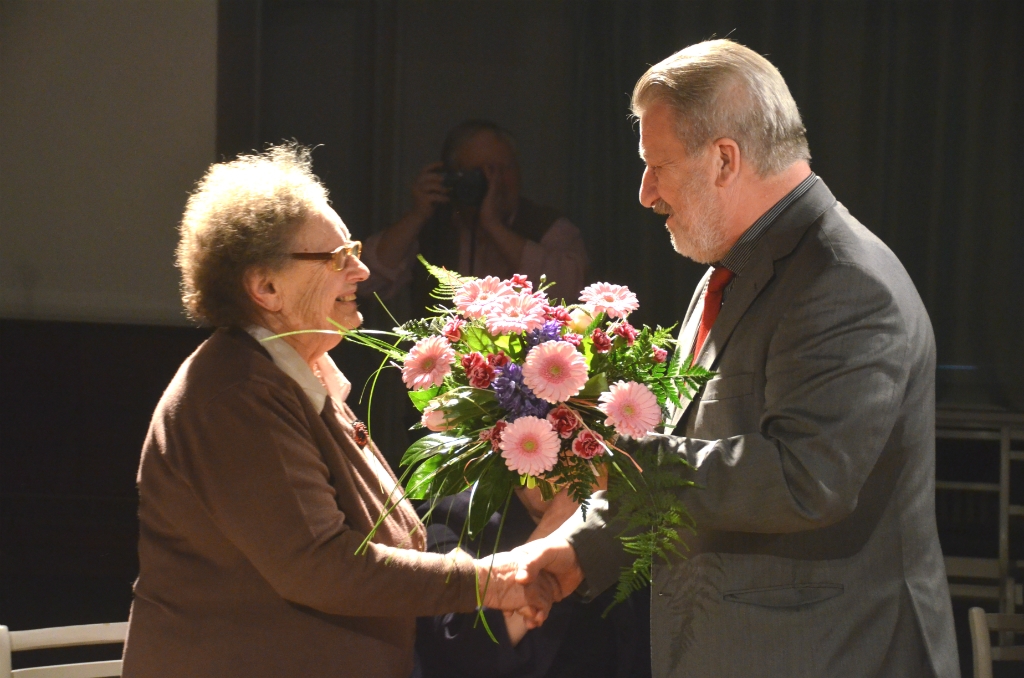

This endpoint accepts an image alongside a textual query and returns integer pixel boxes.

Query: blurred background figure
[362,120,589,312]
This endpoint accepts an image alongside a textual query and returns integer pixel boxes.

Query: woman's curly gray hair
[177,143,328,327]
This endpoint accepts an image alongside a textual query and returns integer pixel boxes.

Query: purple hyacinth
[492,363,551,421]
[525,320,564,347]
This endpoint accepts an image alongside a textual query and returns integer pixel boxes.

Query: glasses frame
[289,241,362,271]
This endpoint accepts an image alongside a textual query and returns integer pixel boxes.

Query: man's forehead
[638,103,685,160]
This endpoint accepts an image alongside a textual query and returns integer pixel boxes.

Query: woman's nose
[349,257,370,282]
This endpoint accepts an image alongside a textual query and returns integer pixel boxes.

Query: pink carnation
[485,292,547,335]
[479,420,508,452]
[454,276,514,319]
[598,380,661,438]
[499,416,560,476]
[652,346,668,363]
[579,282,639,320]
[402,336,455,389]
[545,306,572,323]
[572,429,605,459]
[522,341,589,403]
[508,274,533,292]
[611,322,638,346]
[562,332,583,347]
[547,404,581,438]
[442,317,464,342]
[591,328,612,353]
[461,351,496,389]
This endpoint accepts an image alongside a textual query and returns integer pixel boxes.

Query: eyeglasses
[290,241,362,271]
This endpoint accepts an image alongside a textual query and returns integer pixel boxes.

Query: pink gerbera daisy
[579,282,639,320]
[499,416,560,476]
[401,336,455,389]
[485,292,547,335]
[522,341,589,403]
[453,276,514,319]
[598,380,661,438]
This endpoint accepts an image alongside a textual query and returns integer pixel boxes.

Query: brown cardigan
[122,328,478,677]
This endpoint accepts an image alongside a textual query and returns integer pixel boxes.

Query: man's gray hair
[177,143,328,327]
[632,39,810,176]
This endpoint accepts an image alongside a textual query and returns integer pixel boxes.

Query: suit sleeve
[171,381,479,617]
[570,262,910,594]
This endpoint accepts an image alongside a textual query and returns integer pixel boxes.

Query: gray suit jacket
[568,180,959,677]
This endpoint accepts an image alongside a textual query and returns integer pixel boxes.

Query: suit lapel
[694,254,774,371]
[666,180,838,428]
[664,268,712,432]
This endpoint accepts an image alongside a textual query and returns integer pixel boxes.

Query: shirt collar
[246,325,351,412]
[718,172,819,275]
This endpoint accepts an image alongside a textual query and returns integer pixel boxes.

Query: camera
[441,168,488,208]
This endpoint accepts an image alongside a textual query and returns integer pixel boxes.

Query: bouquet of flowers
[348,258,713,608]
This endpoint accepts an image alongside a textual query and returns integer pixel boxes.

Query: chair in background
[968,608,1024,678]
[0,622,126,678]
[937,409,1024,615]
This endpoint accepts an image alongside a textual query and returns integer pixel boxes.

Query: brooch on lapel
[351,420,369,448]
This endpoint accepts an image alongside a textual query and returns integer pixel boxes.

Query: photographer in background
[362,120,588,310]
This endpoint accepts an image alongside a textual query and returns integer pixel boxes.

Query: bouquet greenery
[347,258,712,609]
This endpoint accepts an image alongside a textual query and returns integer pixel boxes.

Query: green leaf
[465,457,514,537]
[408,387,441,412]
[405,454,443,499]
[400,433,467,468]
[578,372,609,398]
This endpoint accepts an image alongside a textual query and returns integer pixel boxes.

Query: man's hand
[512,536,584,603]
[409,161,450,221]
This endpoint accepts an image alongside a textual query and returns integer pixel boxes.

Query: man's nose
[639,166,658,208]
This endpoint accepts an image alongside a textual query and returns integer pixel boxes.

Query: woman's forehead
[298,206,349,247]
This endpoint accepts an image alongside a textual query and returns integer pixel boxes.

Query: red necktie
[692,267,735,362]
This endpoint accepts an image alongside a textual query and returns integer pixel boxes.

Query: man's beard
[655,176,729,264]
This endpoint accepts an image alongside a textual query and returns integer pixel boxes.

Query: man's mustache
[652,200,673,216]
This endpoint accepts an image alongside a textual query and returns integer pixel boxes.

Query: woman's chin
[329,309,362,332]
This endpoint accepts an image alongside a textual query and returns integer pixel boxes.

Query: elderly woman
[121,145,546,677]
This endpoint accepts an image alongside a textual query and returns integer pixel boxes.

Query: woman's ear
[244,268,284,313]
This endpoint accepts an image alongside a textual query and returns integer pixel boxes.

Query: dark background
[1,1,1022,673]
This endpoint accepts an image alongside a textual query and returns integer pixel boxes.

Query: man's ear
[244,267,283,313]
[713,137,742,187]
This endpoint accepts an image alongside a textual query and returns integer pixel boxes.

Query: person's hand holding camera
[409,161,450,223]
[376,162,451,270]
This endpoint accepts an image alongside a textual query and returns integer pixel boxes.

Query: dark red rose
[352,421,369,448]
[487,351,510,367]
[591,328,612,353]
[461,351,495,388]
[652,346,668,363]
[571,430,604,459]
[611,322,638,346]
[547,404,580,439]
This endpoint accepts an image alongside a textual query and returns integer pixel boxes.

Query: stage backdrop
[0,3,1020,673]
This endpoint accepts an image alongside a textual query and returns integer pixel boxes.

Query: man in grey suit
[513,39,959,677]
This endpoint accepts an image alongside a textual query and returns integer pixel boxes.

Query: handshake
[472,535,585,628]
